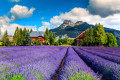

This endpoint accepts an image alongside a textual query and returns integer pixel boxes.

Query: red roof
[75,30,87,40]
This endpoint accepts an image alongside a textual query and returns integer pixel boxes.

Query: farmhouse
[30,31,45,45]
[8,35,14,43]
[74,30,87,45]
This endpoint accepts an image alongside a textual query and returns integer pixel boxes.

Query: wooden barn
[74,30,87,45]
[30,31,45,45]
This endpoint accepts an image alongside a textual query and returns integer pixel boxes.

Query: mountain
[49,20,120,45]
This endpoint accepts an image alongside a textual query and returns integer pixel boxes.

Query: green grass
[1,74,26,80]
[0,46,5,48]
[59,44,72,47]
[68,71,99,80]
[35,73,44,80]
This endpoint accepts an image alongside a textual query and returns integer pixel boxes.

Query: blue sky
[0,0,88,26]
[0,0,120,35]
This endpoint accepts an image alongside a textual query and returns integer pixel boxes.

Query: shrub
[33,40,41,45]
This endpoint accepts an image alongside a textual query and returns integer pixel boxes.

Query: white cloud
[0,22,37,35]
[0,5,36,35]
[88,0,120,17]
[42,21,50,26]
[38,21,50,31]
[40,7,120,31]
[0,15,37,35]
[10,5,35,21]
[11,0,20,2]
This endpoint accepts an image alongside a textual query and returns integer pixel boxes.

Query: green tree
[23,27,27,38]
[79,39,83,46]
[13,27,21,46]
[27,29,29,33]
[84,29,90,46]
[106,33,118,47]
[63,37,68,44]
[89,27,94,46]
[30,29,33,33]
[49,32,56,45]
[44,28,49,44]
[58,39,64,45]
[93,23,106,46]
[2,30,10,46]
[19,28,24,45]
[23,32,31,46]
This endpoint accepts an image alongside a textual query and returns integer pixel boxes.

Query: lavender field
[0,46,120,80]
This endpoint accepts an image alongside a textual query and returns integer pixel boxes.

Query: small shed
[74,30,87,45]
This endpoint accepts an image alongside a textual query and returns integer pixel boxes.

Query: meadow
[0,46,120,80]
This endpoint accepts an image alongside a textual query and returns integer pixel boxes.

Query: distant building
[8,35,14,43]
[30,31,45,45]
[74,30,87,45]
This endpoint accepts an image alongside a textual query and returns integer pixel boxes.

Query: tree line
[2,27,33,46]
[83,23,118,47]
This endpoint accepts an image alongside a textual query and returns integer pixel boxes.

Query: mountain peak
[63,20,74,25]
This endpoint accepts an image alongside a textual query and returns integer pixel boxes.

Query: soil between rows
[52,47,69,80]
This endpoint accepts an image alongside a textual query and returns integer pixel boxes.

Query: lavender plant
[79,47,120,64]
[74,47,120,80]
[58,47,100,80]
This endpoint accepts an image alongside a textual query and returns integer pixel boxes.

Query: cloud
[0,5,36,35]
[38,21,50,31]
[87,0,120,17]
[0,22,37,35]
[40,7,120,31]
[10,0,20,2]
[0,15,37,35]
[10,5,35,21]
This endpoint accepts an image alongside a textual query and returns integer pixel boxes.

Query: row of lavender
[82,47,120,57]
[58,47,100,80]
[73,47,120,80]
[79,47,120,64]
[0,46,63,66]
[0,46,67,80]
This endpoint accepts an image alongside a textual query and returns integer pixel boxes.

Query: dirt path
[52,47,69,80]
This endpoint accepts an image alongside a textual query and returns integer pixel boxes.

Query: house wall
[31,36,45,45]
[74,30,87,45]
[8,36,14,43]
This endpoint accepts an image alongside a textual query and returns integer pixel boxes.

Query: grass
[1,74,26,80]
[68,71,99,80]
[35,73,44,80]
[59,44,72,47]
[0,46,5,48]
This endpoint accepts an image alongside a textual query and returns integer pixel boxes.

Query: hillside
[49,20,120,45]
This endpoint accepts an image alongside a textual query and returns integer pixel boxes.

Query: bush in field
[54,41,59,46]
[33,40,41,45]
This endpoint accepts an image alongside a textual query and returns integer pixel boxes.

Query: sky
[0,0,120,35]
